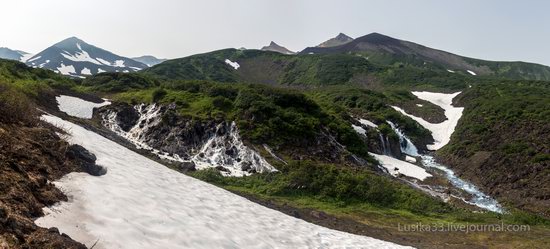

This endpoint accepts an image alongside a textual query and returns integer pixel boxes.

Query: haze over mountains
[132,55,167,67]
[2,32,550,81]
[0,37,164,77]
[0,47,32,62]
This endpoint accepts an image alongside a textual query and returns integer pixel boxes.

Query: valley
[0,29,549,249]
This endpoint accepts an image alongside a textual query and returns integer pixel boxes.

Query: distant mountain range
[0,47,33,62]
[132,55,166,67]
[301,32,550,80]
[261,41,295,55]
[3,32,550,80]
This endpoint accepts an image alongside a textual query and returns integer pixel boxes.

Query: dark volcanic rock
[115,105,140,132]
[177,161,196,173]
[66,144,106,176]
[0,123,88,248]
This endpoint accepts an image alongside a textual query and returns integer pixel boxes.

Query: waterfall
[378,133,390,156]
[387,121,419,156]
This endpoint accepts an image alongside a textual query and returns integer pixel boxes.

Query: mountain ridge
[317,33,354,48]
[261,41,295,54]
[301,32,550,80]
[25,37,148,78]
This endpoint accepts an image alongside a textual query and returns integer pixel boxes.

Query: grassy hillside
[143,49,380,86]
[439,80,550,217]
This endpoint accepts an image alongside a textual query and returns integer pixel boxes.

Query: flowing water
[388,122,503,213]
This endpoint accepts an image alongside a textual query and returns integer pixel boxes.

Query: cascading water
[421,155,503,213]
[379,133,390,156]
[387,121,418,156]
[387,120,503,213]
[102,104,277,176]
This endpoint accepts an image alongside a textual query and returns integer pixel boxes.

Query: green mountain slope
[301,33,550,81]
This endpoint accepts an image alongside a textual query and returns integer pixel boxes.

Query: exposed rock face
[0,122,91,248]
[99,103,277,176]
[66,144,106,176]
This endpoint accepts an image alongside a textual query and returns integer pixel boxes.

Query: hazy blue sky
[2,0,549,65]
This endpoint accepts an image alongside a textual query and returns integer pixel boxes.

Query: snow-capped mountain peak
[26,37,148,78]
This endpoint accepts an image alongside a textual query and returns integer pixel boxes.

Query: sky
[1,0,549,66]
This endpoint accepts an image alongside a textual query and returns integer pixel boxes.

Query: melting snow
[369,153,431,181]
[416,104,423,107]
[57,63,77,75]
[27,56,41,62]
[96,58,111,65]
[56,95,111,119]
[359,118,378,128]
[81,68,92,75]
[97,68,106,73]
[392,91,463,150]
[224,59,240,70]
[352,124,367,136]
[405,155,417,163]
[467,70,477,76]
[61,48,103,65]
[447,69,455,73]
[36,114,412,249]
[114,60,125,67]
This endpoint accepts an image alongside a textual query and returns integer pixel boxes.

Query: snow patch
[61,49,103,65]
[224,59,240,70]
[352,124,367,136]
[96,58,111,65]
[467,70,477,76]
[114,60,125,67]
[416,104,423,107]
[56,63,76,75]
[27,56,41,62]
[56,95,111,119]
[81,68,92,75]
[358,118,378,128]
[369,153,431,181]
[392,91,463,150]
[447,69,455,73]
[405,155,417,163]
[97,68,106,73]
[37,114,410,249]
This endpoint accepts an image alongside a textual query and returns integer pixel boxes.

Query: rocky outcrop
[99,103,277,176]
[0,122,95,248]
[66,144,106,176]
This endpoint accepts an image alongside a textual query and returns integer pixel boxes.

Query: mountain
[301,32,550,80]
[25,37,148,78]
[317,33,354,48]
[0,47,33,62]
[260,41,295,54]
[132,55,166,67]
